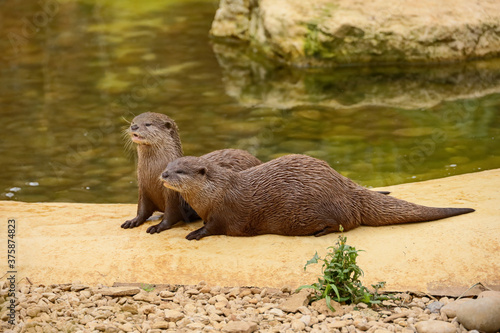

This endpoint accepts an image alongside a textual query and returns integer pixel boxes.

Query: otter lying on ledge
[161,154,474,240]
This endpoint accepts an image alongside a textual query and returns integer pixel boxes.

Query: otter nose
[131,124,139,131]
[161,171,169,179]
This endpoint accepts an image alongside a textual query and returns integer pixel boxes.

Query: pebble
[164,309,184,322]
[222,320,258,333]
[330,320,350,328]
[118,322,134,332]
[70,284,89,292]
[0,282,485,333]
[426,301,444,313]
[300,315,311,326]
[279,289,311,313]
[269,308,284,316]
[26,306,41,318]
[133,290,159,302]
[92,286,140,297]
[121,304,138,314]
[291,319,306,331]
[310,298,345,316]
[415,320,456,333]
[152,320,170,329]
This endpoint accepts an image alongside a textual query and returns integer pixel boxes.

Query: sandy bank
[1,169,499,296]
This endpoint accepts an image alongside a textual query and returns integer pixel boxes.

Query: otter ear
[198,167,207,176]
[165,121,172,129]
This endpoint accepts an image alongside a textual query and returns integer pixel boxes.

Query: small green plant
[141,283,155,292]
[298,227,390,311]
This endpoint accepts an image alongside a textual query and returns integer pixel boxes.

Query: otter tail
[360,192,475,227]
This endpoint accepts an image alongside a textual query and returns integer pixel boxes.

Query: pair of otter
[123,112,474,240]
[121,112,261,234]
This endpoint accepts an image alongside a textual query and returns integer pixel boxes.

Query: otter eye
[198,167,207,176]
[145,123,152,127]
[165,122,172,129]
[175,170,185,175]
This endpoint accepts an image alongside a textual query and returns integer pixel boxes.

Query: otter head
[127,112,181,150]
[160,156,209,194]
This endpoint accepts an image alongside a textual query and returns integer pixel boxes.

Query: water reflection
[0,0,499,203]
[213,43,500,110]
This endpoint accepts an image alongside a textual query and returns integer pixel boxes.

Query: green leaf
[304,252,320,271]
[329,284,341,301]
[325,294,336,312]
[296,285,317,292]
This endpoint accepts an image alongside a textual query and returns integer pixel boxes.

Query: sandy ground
[0,169,499,296]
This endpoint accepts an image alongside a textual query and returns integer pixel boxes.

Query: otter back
[161,154,475,240]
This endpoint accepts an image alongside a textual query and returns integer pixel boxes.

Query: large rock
[455,297,500,333]
[211,0,500,66]
[478,290,500,299]
[440,298,472,318]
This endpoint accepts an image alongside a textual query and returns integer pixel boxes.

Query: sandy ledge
[0,169,499,296]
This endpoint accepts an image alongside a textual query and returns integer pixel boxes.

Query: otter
[161,154,474,240]
[121,112,261,234]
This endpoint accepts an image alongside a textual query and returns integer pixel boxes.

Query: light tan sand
[1,169,499,296]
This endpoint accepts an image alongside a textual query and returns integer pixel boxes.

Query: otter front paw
[186,227,210,240]
[146,221,172,234]
[121,217,144,229]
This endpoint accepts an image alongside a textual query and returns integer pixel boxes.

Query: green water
[1,0,499,203]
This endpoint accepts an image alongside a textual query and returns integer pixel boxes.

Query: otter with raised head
[161,154,475,240]
[121,112,261,234]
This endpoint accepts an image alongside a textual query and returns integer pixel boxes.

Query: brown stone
[415,320,456,333]
[41,293,57,302]
[222,321,258,333]
[329,320,351,328]
[70,284,89,292]
[164,310,184,322]
[185,289,200,296]
[118,323,134,332]
[121,304,138,314]
[279,290,311,313]
[152,321,170,329]
[239,289,252,298]
[26,306,41,318]
[133,290,159,302]
[310,298,344,316]
[92,287,141,297]
[200,286,212,294]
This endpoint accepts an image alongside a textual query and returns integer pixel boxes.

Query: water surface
[1,0,499,203]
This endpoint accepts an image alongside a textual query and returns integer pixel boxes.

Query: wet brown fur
[161,154,475,240]
[121,112,261,233]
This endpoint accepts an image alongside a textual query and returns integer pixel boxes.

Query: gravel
[0,281,493,333]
